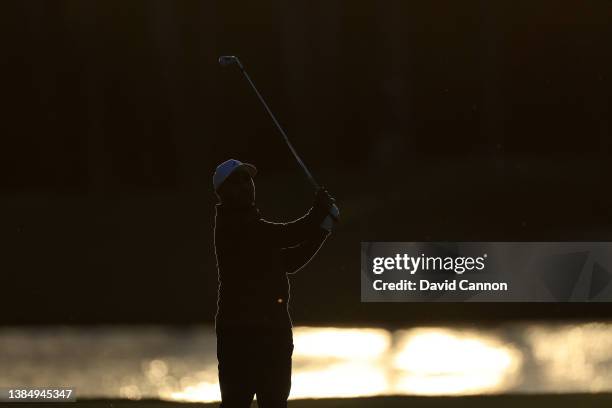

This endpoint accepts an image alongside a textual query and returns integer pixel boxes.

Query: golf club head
[218,55,243,69]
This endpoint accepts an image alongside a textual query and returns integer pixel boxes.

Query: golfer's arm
[281,229,329,274]
[260,206,328,248]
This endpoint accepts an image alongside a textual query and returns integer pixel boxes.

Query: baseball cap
[213,159,257,191]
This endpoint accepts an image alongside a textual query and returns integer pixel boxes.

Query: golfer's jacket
[214,203,329,329]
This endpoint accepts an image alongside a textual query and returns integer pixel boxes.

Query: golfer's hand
[313,187,336,212]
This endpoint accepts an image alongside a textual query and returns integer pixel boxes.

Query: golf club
[219,55,339,221]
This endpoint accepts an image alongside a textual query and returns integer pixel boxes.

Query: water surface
[1,322,611,402]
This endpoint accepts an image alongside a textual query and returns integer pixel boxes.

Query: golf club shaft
[236,66,319,190]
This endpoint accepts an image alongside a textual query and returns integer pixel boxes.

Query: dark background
[2,1,611,325]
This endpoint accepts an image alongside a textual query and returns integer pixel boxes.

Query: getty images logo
[372,253,488,275]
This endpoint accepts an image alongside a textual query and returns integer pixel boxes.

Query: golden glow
[292,327,391,360]
[289,327,392,399]
[166,327,525,400]
[3,324,610,402]
[119,384,142,400]
[291,362,387,398]
[167,368,221,403]
[393,328,522,395]
[525,323,612,392]
[144,359,168,384]
[169,381,220,403]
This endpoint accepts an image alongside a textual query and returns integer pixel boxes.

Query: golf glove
[314,187,336,212]
[320,204,340,232]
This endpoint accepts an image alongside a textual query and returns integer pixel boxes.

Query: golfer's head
[213,159,257,206]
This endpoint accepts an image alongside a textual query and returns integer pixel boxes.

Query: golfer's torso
[215,216,291,328]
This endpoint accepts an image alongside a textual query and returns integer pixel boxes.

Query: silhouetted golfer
[213,159,337,408]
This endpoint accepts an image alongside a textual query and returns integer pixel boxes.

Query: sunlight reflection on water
[393,328,522,395]
[0,323,611,402]
[290,328,391,399]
